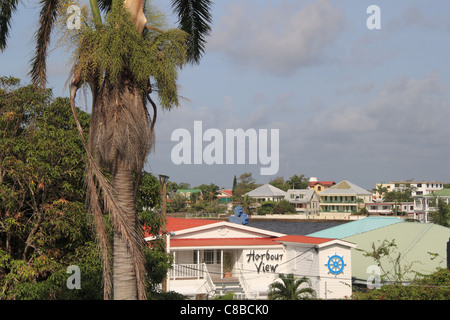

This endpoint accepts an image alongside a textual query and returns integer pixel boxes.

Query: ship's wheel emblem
[326,254,345,276]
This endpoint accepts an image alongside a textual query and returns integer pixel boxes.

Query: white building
[245,184,286,203]
[319,180,372,215]
[285,189,320,215]
[375,181,445,198]
[147,217,356,300]
[413,189,450,223]
[365,202,414,215]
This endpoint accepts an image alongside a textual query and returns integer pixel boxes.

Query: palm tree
[268,273,316,300]
[1,0,213,300]
[375,185,388,201]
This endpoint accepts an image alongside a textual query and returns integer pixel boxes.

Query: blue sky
[2,0,450,190]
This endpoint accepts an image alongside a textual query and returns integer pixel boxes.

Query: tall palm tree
[268,273,316,300]
[1,0,213,300]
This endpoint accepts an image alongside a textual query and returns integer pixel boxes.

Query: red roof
[166,217,221,232]
[276,235,334,245]
[170,237,279,248]
[219,189,233,197]
[309,181,335,187]
[145,217,336,248]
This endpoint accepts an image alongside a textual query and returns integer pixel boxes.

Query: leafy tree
[136,171,161,212]
[233,173,258,198]
[269,176,288,191]
[269,175,309,191]
[428,197,450,227]
[352,268,450,300]
[257,201,277,215]
[1,0,213,300]
[273,200,296,215]
[286,174,309,190]
[0,78,102,299]
[268,273,316,300]
[196,183,219,202]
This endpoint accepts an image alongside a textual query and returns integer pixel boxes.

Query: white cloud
[208,0,345,76]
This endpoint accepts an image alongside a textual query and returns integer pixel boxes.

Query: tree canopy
[0,78,171,299]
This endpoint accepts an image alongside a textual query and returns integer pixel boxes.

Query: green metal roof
[343,222,450,282]
[308,216,403,239]
[423,188,450,197]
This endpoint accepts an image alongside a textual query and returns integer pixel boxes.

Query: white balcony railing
[169,263,206,280]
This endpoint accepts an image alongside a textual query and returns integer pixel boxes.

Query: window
[193,250,199,264]
[216,250,221,264]
[204,250,214,264]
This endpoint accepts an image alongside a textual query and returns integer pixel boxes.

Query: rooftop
[319,180,372,196]
[245,184,286,197]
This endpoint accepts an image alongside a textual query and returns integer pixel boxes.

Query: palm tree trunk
[112,160,138,300]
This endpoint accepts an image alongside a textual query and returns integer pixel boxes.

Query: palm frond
[171,0,212,64]
[0,0,20,51]
[29,0,59,88]
[97,0,112,13]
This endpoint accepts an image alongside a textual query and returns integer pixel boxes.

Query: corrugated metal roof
[344,222,450,281]
[423,188,450,197]
[319,180,372,196]
[308,217,403,239]
[245,184,286,197]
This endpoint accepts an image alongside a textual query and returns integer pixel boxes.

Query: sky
[2,0,450,191]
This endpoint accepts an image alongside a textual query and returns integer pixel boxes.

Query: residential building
[375,181,445,198]
[285,189,320,215]
[146,217,356,299]
[217,189,233,204]
[245,184,286,203]
[308,177,336,194]
[413,188,450,222]
[319,180,372,214]
[365,202,414,215]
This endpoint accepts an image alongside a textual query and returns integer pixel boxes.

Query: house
[375,181,445,198]
[413,188,450,223]
[308,177,336,194]
[319,180,372,215]
[245,184,286,203]
[217,189,233,204]
[285,189,319,215]
[146,217,356,299]
[365,202,414,215]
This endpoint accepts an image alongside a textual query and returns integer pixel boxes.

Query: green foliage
[357,239,418,285]
[352,268,450,300]
[273,200,296,215]
[428,197,450,227]
[268,273,316,300]
[68,0,189,109]
[0,78,102,299]
[232,173,258,198]
[269,174,309,191]
[0,79,173,299]
[258,201,277,215]
[136,171,161,211]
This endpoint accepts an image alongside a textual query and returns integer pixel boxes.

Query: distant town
[163,173,450,224]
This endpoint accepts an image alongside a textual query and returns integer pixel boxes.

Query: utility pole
[159,174,169,292]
